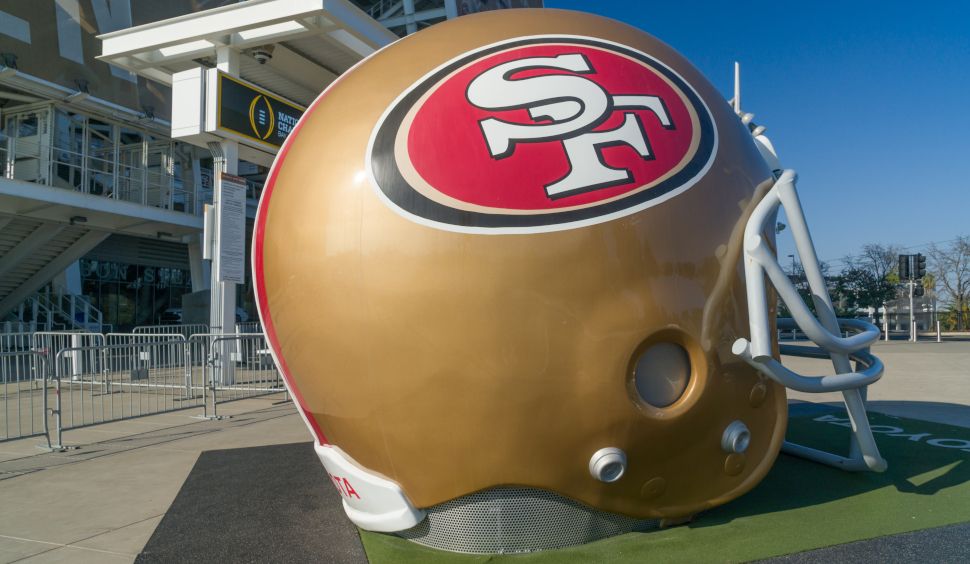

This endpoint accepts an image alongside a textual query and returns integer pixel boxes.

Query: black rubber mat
[762,521,970,563]
[136,442,367,563]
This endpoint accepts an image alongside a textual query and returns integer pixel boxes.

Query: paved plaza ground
[0,339,966,563]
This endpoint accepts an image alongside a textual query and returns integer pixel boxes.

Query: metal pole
[52,372,64,450]
[444,0,458,19]
[882,304,889,341]
[209,46,240,387]
[936,320,942,343]
[403,0,417,34]
[909,278,915,342]
[210,348,219,420]
[40,355,53,450]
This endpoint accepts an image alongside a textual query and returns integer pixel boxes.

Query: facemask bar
[733,169,887,472]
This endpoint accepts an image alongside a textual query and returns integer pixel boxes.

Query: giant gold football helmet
[253,8,885,553]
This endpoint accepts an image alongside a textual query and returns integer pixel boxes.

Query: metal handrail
[1,135,198,214]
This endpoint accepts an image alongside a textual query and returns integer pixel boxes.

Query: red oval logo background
[404,44,696,211]
[369,36,717,233]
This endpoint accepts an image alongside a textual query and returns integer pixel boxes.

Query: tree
[857,243,903,282]
[928,236,970,330]
[831,267,896,315]
[840,243,906,325]
[778,259,830,318]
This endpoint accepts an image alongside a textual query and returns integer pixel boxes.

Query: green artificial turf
[360,406,970,563]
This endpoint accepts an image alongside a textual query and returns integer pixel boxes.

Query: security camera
[251,48,273,64]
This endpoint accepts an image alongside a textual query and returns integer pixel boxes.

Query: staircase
[0,216,108,320]
[362,0,404,20]
[15,290,105,333]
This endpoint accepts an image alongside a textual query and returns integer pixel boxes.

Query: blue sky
[547,0,970,269]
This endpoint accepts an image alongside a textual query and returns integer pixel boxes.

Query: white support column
[64,261,83,294]
[187,234,210,292]
[209,141,238,335]
[209,45,241,385]
[403,0,417,35]
[216,45,239,75]
[210,45,240,336]
[444,0,458,19]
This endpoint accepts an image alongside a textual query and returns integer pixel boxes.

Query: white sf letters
[466,54,673,198]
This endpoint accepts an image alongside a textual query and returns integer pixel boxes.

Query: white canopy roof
[98,0,398,107]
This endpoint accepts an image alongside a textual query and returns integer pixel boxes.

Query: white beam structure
[0,178,203,238]
[98,0,397,107]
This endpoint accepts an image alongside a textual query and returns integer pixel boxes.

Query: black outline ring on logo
[367,35,718,235]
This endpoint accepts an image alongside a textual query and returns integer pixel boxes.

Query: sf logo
[466,53,674,199]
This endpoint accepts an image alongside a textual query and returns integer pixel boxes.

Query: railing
[0,332,33,353]
[366,0,403,20]
[133,324,209,338]
[1,135,199,215]
[58,292,103,333]
[235,321,263,334]
[51,338,195,438]
[0,331,285,447]
[18,297,59,333]
[26,290,104,333]
[1,321,39,334]
[0,350,50,443]
[188,333,285,420]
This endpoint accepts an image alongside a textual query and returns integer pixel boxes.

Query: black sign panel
[216,73,304,148]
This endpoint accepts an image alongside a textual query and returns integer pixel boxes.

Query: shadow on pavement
[689,403,970,529]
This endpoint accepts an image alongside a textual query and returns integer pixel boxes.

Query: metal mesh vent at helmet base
[394,486,658,554]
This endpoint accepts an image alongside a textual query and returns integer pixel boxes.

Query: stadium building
[0,0,539,333]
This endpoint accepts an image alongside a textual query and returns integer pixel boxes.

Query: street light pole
[909,278,916,342]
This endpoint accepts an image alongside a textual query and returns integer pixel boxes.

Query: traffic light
[914,283,925,297]
[899,254,911,280]
[915,253,926,279]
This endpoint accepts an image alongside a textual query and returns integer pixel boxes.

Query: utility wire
[807,236,966,268]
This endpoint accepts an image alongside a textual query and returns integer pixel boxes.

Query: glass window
[171,142,196,213]
[87,118,115,196]
[17,115,38,137]
[118,127,144,204]
[79,259,192,331]
[4,110,49,183]
[53,110,86,191]
[145,135,172,209]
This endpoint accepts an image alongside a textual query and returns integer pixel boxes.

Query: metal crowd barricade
[31,332,105,376]
[234,322,263,334]
[0,332,33,353]
[0,350,52,444]
[188,333,286,420]
[134,324,209,339]
[1,329,286,446]
[106,333,191,397]
[52,338,196,433]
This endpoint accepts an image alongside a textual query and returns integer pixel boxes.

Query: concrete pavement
[786,339,970,428]
[0,339,966,562]
[0,395,308,563]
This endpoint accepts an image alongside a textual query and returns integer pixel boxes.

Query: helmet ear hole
[633,342,691,408]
